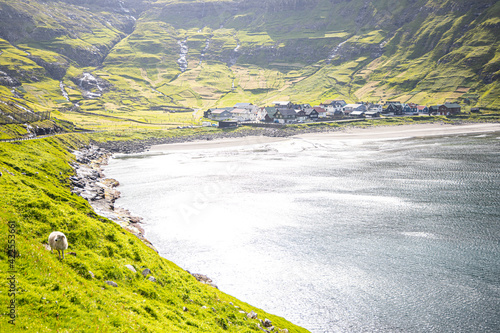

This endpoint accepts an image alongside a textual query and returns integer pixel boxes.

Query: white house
[313,106,327,118]
[351,110,366,117]
[324,102,344,116]
[257,107,267,121]
[343,104,367,115]
[368,103,383,112]
[233,103,260,120]
[230,108,255,122]
[273,101,293,108]
[210,109,233,121]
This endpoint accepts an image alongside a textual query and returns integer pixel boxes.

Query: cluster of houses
[203,100,462,125]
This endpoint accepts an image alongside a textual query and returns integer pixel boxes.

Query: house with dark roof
[384,102,403,115]
[429,105,440,114]
[332,110,345,118]
[429,103,461,115]
[438,103,461,115]
[304,108,319,119]
[403,104,416,114]
[295,109,307,122]
[274,108,297,123]
[264,107,278,122]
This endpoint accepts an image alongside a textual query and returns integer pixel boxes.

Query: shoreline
[93,122,500,154]
[70,146,218,286]
[298,122,500,141]
[80,122,500,242]
[78,121,500,288]
[145,122,500,152]
[70,146,157,252]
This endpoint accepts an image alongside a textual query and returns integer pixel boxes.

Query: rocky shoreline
[70,145,157,252]
[73,126,348,290]
[69,125,363,252]
[70,144,222,287]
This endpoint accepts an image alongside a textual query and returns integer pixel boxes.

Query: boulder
[262,318,272,328]
[247,311,258,319]
[191,272,218,288]
[148,276,156,282]
[141,268,151,277]
[105,280,118,287]
[125,264,137,273]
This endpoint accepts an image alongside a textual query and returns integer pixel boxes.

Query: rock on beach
[70,145,157,252]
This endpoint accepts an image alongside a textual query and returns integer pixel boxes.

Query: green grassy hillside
[0,134,307,332]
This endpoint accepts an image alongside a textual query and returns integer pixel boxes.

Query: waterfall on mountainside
[59,81,69,102]
[199,37,212,65]
[327,40,348,63]
[177,39,189,72]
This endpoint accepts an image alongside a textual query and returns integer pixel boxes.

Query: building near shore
[218,120,238,128]
[344,104,367,116]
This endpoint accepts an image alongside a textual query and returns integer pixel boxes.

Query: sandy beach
[148,123,500,152]
[148,135,289,152]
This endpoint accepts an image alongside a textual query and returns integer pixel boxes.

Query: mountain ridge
[0,0,498,127]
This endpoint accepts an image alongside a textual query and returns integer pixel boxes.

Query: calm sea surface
[104,133,500,332]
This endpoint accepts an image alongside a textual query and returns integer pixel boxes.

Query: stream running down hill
[104,133,500,333]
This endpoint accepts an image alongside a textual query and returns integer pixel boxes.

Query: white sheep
[48,231,68,259]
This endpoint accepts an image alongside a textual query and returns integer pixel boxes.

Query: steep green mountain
[0,0,498,125]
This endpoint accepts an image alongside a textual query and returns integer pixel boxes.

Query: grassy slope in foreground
[0,134,307,333]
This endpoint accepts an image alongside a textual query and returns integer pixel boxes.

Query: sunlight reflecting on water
[105,133,500,332]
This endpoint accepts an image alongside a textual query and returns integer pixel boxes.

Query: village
[203,100,465,127]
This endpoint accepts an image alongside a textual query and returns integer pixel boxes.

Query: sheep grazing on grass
[48,231,68,259]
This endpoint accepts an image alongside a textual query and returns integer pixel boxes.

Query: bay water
[104,133,500,332]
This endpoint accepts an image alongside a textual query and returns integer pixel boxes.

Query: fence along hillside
[0,111,51,124]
